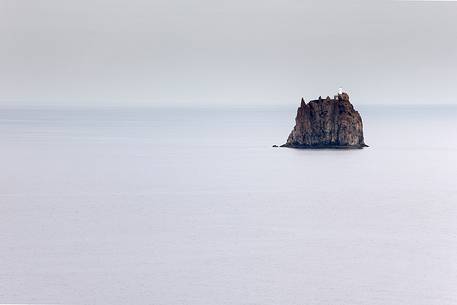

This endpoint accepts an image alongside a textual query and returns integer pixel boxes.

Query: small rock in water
[282,90,368,149]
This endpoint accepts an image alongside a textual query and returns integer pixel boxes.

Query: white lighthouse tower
[338,87,343,95]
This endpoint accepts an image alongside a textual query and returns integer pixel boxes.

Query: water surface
[0,105,456,305]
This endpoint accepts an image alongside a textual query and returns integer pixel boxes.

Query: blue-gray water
[1,105,456,305]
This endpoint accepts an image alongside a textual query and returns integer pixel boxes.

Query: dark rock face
[282,92,367,148]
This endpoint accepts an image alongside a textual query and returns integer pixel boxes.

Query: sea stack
[282,90,367,149]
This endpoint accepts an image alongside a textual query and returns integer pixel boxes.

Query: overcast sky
[0,0,456,106]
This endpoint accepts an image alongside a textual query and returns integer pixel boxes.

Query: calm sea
[0,105,456,305]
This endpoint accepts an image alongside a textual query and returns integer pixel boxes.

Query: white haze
[0,0,456,106]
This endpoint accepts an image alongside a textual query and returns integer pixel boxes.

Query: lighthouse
[338,87,343,95]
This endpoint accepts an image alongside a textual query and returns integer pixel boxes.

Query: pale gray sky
[0,0,456,106]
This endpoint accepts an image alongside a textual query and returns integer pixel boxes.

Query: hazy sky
[0,0,456,106]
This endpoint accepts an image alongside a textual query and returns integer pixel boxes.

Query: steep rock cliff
[282,92,367,148]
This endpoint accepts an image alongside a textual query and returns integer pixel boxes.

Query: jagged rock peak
[281,91,368,149]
